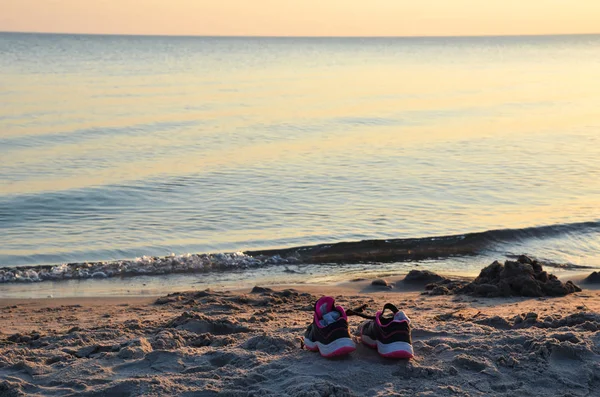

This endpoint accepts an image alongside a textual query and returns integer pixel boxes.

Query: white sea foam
[0,252,290,284]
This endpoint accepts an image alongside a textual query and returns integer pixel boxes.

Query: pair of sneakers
[303,296,413,359]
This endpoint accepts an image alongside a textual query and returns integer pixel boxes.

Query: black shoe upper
[305,317,352,345]
[361,303,412,345]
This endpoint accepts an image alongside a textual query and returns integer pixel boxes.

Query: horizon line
[1,30,599,40]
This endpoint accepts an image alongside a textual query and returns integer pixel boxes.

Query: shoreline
[0,267,596,300]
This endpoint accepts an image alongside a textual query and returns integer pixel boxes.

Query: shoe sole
[303,337,356,358]
[360,333,414,359]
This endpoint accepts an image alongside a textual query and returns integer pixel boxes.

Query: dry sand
[1,279,599,396]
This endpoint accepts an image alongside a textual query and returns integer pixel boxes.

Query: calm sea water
[1,33,599,292]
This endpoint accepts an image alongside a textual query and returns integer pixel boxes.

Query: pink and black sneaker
[359,303,414,359]
[303,296,356,358]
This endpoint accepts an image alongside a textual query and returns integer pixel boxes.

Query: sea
[1,32,599,297]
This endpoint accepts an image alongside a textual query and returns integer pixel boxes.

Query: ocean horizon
[2,30,599,37]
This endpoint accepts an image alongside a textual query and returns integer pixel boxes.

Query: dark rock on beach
[424,278,470,295]
[404,270,446,284]
[517,255,534,265]
[371,279,389,287]
[583,271,600,284]
[456,256,582,297]
[251,286,274,294]
[428,286,452,296]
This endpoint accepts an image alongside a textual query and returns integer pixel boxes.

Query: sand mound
[461,256,582,297]
[166,312,250,335]
[423,256,582,297]
[242,335,296,354]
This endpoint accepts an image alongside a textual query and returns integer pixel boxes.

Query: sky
[1,0,599,37]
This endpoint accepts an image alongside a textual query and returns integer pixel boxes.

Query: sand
[1,278,600,396]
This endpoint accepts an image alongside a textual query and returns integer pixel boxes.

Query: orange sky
[1,0,599,37]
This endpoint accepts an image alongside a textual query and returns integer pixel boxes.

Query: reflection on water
[1,33,599,274]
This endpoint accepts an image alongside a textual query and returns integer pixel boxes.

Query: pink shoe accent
[320,345,356,358]
[379,350,414,359]
[314,296,335,328]
[335,305,348,321]
[362,341,377,349]
[314,296,347,328]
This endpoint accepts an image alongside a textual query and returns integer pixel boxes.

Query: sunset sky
[1,0,599,37]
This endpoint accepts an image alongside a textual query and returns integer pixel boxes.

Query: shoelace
[346,304,376,320]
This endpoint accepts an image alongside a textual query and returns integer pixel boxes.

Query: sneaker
[303,296,356,358]
[359,303,414,358]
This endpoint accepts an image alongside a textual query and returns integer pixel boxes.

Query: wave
[1,220,598,283]
[0,253,291,284]
[246,220,600,263]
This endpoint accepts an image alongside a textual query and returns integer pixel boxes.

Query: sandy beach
[1,269,599,397]
[2,16,600,397]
